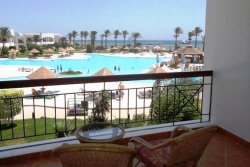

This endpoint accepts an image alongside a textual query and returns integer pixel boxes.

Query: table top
[76,123,125,143]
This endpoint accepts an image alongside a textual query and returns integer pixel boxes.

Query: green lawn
[0,118,85,147]
[0,117,155,147]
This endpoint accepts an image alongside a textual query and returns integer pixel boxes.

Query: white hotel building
[0,29,61,48]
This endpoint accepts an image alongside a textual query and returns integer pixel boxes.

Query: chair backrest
[164,125,217,166]
[53,143,135,167]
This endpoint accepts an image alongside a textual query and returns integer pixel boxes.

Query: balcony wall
[205,0,250,141]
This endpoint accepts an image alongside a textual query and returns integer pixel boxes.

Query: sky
[0,0,206,40]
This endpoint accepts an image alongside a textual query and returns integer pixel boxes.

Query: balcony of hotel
[0,0,250,166]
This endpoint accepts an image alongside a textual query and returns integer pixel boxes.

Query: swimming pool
[0,53,171,80]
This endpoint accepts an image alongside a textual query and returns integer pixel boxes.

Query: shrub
[0,89,24,126]
[8,46,16,50]
[89,91,111,123]
[86,44,93,53]
[19,45,26,53]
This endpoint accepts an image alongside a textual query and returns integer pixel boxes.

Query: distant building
[0,28,61,49]
[16,32,61,48]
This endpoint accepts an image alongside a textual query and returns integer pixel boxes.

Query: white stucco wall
[205,0,250,141]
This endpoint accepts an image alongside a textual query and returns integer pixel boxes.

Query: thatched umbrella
[122,46,130,51]
[111,46,118,51]
[27,66,57,92]
[8,48,18,58]
[141,46,148,51]
[93,68,114,89]
[146,65,166,74]
[146,65,166,87]
[44,48,54,54]
[27,66,57,80]
[66,46,75,54]
[58,47,66,53]
[29,48,40,54]
[93,68,114,76]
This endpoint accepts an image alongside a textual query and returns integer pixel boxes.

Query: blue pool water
[0,53,170,80]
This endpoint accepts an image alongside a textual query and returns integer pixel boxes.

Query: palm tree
[80,31,84,47]
[72,30,78,44]
[113,30,121,47]
[68,33,73,44]
[104,29,111,49]
[90,31,97,49]
[188,31,195,44]
[173,27,183,50]
[100,34,105,49]
[82,31,89,48]
[194,27,203,48]
[0,27,12,56]
[131,32,142,48]
[33,35,41,45]
[122,30,129,47]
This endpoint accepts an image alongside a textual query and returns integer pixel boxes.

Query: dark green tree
[113,30,121,47]
[131,32,142,48]
[194,27,203,48]
[0,89,24,126]
[68,33,73,44]
[173,27,183,50]
[104,29,111,49]
[100,34,105,50]
[90,91,111,123]
[122,30,129,47]
[72,30,78,44]
[188,31,195,44]
[82,31,89,48]
[90,31,97,49]
[0,27,12,56]
[150,78,202,123]
[33,35,41,45]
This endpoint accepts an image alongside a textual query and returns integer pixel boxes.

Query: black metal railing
[0,71,212,143]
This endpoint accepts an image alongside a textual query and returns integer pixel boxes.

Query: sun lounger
[138,89,152,99]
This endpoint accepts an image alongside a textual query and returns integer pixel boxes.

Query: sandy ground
[14,82,154,120]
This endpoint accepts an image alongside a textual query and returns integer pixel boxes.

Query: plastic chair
[53,143,135,167]
[129,125,217,167]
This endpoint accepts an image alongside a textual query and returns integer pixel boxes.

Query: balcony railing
[0,71,212,145]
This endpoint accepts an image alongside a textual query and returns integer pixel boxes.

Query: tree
[33,35,41,45]
[0,89,24,126]
[100,34,105,49]
[194,27,203,48]
[59,36,68,48]
[104,29,111,49]
[90,31,97,49]
[68,33,73,44]
[80,31,84,47]
[173,27,183,50]
[131,32,142,48]
[86,43,93,53]
[113,30,121,47]
[90,91,111,123]
[122,30,129,47]
[150,78,201,123]
[188,31,195,44]
[0,27,12,56]
[82,31,89,48]
[72,30,78,44]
